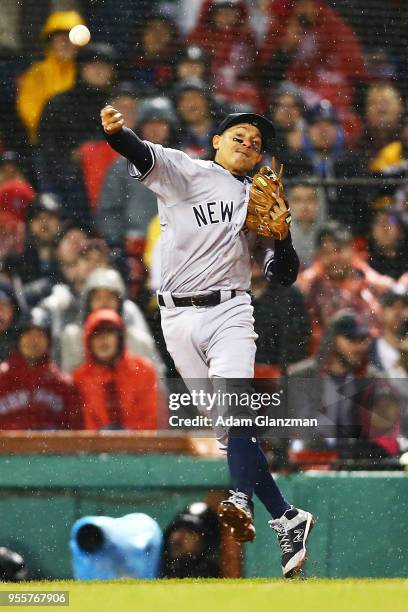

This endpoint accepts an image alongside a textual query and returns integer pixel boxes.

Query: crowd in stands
[0,0,407,460]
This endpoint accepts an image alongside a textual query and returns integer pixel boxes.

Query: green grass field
[0,579,407,612]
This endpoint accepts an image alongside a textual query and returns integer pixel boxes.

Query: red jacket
[261,0,367,115]
[188,0,257,93]
[79,141,118,210]
[72,310,158,430]
[297,256,395,351]
[0,352,83,429]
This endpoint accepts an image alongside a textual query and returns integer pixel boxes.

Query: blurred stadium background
[0,0,407,583]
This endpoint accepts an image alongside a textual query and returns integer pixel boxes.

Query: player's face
[213,124,263,175]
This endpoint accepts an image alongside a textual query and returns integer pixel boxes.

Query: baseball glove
[245,161,292,240]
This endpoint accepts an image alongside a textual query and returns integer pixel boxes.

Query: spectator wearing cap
[369,289,408,374]
[301,101,345,174]
[297,221,395,349]
[37,42,118,221]
[282,100,366,233]
[60,267,164,379]
[0,308,83,429]
[6,193,62,292]
[137,97,179,148]
[73,309,158,430]
[174,46,209,87]
[0,152,36,260]
[174,81,216,158]
[96,98,176,247]
[288,309,392,454]
[79,82,139,212]
[16,10,83,144]
[0,151,31,186]
[0,281,24,362]
[162,502,221,578]
[366,210,408,280]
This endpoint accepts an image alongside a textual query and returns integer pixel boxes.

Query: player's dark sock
[227,426,259,498]
[254,445,290,519]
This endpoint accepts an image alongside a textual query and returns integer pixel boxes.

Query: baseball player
[101,105,315,578]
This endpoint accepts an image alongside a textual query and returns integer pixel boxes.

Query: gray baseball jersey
[128,142,274,294]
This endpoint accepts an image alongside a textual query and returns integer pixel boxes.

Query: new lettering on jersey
[128,142,256,293]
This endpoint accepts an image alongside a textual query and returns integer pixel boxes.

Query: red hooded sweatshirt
[260,0,367,115]
[73,310,158,430]
[0,352,83,429]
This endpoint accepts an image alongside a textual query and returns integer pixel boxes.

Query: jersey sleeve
[128,142,200,204]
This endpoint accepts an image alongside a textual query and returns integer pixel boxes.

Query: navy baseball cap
[332,312,369,340]
[306,100,339,124]
[216,113,276,151]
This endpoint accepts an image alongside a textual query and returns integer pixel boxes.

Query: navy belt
[158,290,237,308]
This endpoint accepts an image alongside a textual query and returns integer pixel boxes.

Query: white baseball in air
[69,25,91,47]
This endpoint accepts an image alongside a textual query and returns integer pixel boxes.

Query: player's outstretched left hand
[100,105,124,135]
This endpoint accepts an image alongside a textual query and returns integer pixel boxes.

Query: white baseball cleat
[269,507,316,578]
